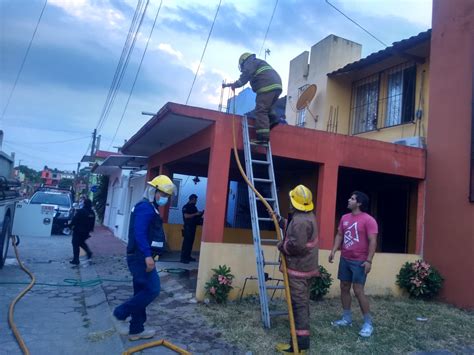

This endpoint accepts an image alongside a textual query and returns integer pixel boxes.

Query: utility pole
[91,129,97,157]
[96,135,101,153]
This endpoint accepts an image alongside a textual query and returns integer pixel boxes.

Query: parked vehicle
[29,190,75,235]
[0,176,21,269]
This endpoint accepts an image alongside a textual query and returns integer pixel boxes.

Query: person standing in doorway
[114,175,176,341]
[329,191,378,338]
[69,198,95,265]
[271,185,319,354]
[181,194,203,264]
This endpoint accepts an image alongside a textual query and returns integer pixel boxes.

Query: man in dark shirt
[180,194,203,264]
[69,198,95,265]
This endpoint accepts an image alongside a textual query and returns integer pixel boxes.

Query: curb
[79,260,125,353]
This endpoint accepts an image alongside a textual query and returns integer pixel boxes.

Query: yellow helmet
[147,175,176,195]
[289,185,314,212]
[238,52,254,71]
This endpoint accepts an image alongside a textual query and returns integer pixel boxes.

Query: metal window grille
[350,62,417,134]
[350,74,379,134]
[381,62,416,128]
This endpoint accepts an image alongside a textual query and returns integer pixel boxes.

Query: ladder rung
[254,178,273,183]
[250,141,268,147]
[266,285,285,290]
[252,159,270,165]
[257,197,275,202]
[261,239,278,244]
[258,217,272,222]
[265,261,280,266]
[270,311,288,317]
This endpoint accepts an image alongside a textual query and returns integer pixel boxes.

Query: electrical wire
[108,0,163,150]
[96,0,149,133]
[96,0,144,131]
[325,0,388,48]
[95,0,143,132]
[4,136,89,145]
[258,0,279,57]
[3,142,78,166]
[0,0,48,124]
[185,0,222,105]
[99,0,150,132]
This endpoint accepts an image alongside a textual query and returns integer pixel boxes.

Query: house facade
[120,102,425,301]
[98,0,473,308]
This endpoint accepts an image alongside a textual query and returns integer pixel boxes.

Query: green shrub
[309,265,333,301]
[205,265,235,304]
[396,259,444,299]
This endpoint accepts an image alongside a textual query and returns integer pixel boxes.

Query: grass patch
[198,296,474,354]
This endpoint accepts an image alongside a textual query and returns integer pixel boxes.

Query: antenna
[296,84,318,122]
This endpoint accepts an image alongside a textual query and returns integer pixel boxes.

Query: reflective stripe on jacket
[234,56,282,94]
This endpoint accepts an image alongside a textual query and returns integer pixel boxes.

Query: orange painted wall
[146,104,426,254]
[424,0,474,308]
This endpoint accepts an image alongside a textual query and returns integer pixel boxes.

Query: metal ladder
[241,116,286,328]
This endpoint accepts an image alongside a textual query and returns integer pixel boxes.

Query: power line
[258,0,279,57]
[108,0,163,150]
[0,0,48,123]
[95,0,144,132]
[325,0,388,48]
[3,142,78,166]
[186,0,222,105]
[97,0,150,131]
[5,136,89,145]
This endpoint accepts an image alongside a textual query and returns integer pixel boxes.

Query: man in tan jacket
[271,184,319,354]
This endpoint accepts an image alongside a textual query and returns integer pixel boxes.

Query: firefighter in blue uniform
[113,175,176,341]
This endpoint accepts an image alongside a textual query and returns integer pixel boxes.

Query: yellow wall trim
[196,242,420,301]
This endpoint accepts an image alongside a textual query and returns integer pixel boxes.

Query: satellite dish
[296,84,317,110]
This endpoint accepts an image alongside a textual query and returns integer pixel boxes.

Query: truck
[0,132,21,268]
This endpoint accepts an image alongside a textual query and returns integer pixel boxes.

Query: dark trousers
[71,234,91,262]
[289,276,311,348]
[114,254,160,334]
[255,89,282,137]
[181,224,197,261]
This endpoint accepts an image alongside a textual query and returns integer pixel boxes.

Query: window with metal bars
[350,62,417,134]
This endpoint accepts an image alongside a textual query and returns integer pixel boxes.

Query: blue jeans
[114,254,160,334]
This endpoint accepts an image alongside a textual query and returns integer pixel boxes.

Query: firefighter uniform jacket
[279,211,319,278]
[234,55,282,94]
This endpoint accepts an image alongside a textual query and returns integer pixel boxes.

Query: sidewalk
[88,226,244,354]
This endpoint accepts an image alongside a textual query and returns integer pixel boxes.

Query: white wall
[286,35,362,130]
[102,170,146,242]
[168,174,207,224]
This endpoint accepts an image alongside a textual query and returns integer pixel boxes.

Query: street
[0,227,242,354]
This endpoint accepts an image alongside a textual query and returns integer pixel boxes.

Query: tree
[58,178,74,189]
[93,175,109,223]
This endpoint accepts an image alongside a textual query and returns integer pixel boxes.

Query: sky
[0,0,432,172]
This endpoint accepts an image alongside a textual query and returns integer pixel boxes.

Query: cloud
[48,0,126,29]
[157,43,183,61]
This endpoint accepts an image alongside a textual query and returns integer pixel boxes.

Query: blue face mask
[157,196,168,206]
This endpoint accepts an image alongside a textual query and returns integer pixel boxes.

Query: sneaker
[180,259,190,264]
[87,251,93,259]
[128,329,155,341]
[331,318,352,327]
[359,323,373,337]
[70,260,79,265]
